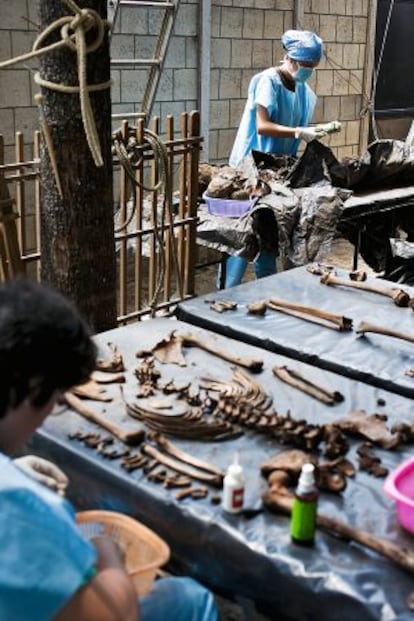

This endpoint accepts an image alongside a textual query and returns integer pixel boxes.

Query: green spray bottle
[290,462,318,546]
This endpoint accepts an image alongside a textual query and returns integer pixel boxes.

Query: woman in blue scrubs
[223,30,327,288]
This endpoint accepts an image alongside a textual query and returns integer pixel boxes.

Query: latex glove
[295,126,328,143]
[14,455,69,495]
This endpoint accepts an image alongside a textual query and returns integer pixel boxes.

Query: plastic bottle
[290,462,318,546]
[222,452,245,513]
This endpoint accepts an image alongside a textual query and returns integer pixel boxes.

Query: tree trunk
[38,0,117,333]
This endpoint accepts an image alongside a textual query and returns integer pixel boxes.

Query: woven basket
[76,510,170,596]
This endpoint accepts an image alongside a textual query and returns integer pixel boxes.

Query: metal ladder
[108,0,180,121]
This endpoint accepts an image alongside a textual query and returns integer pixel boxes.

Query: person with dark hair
[221,29,341,288]
[0,278,219,621]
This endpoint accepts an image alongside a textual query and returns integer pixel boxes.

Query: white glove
[295,126,328,143]
[14,455,69,495]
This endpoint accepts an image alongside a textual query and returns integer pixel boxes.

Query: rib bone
[357,321,414,345]
[267,298,352,331]
[320,272,411,307]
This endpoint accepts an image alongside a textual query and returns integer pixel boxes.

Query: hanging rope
[113,126,184,315]
[371,0,396,141]
[0,0,111,169]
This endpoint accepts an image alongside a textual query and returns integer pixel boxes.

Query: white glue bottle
[222,452,245,513]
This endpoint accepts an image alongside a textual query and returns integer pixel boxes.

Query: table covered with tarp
[176,267,414,398]
[28,318,414,621]
[197,140,414,275]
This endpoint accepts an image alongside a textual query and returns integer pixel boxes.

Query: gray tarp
[28,318,414,621]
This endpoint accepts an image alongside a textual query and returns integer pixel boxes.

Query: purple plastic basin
[203,192,254,218]
[383,457,414,534]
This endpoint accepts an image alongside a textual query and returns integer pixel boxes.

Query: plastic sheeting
[27,318,414,621]
[176,267,414,399]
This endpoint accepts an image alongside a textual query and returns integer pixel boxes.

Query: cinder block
[0,70,31,108]
[303,13,320,34]
[319,15,337,42]
[210,70,219,100]
[120,69,148,104]
[221,8,243,39]
[340,95,358,120]
[0,30,11,62]
[156,69,174,102]
[242,10,265,40]
[333,70,350,96]
[173,69,198,100]
[329,0,346,15]
[346,119,360,144]
[316,69,334,96]
[120,7,148,35]
[264,11,285,40]
[324,43,343,69]
[353,17,368,44]
[14,106,39,137]
[211,39,231,69]
[336,16,353,43]
[342,44,360,69]
[111,34,135,59]
[217,128,236,162]
[0,0,28,29]
[174,4,198,37]
[185,37,198,69]
[0,108,15,145]
[210,100,230,130]
[252,40,273,69]
[230,99,246,127]
[323,95,341,120]
[311,0,330,13]
[312,97,324,124]
[219,69,243,100]
[231,40,253,69]
[164,38,186,69]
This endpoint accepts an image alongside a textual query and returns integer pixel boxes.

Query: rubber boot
[217,254,248,289]
[254,250,277,279]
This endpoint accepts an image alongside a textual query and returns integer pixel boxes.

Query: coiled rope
[113,127,184,315]
[0,0,111,173]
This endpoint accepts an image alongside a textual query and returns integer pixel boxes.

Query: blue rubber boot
[224,254,248,288]
[254,250,277,279]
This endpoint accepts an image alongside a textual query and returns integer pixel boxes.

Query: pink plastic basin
[383,457,414,534]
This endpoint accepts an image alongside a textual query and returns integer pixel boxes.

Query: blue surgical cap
[282,30,323,63]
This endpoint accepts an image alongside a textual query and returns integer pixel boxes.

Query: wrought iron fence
[0,111,202,323]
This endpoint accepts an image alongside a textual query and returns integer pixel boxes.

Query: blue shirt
[0,453,96,621]
[229,68,317,167]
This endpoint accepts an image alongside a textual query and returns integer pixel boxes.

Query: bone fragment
[247,301,267,316]
[176,486,208,501]
[349,270,367,281]
[141,443,223,488]
[71,380,113,402]
[91,371,126,384]
[152,330,263,372]
[96,342,124,372]
[62,392,145,446]
[263,485,414,576]
[148,431,224,477]
[267,298,353,331]
[272,365,344,405]
[320,272,411,307]
[357,321,414,345]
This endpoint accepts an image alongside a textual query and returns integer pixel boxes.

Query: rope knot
[61,8,105,54]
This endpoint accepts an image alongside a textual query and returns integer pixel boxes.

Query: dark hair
[0,278,97,418]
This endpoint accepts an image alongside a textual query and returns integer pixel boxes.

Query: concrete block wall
[210,0,373,163]
[0,0,374,165]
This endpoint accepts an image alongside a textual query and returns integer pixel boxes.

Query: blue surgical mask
[293,66,314,83]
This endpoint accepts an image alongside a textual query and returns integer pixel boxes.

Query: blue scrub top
[229,67,317,167]
[0,453,97,621]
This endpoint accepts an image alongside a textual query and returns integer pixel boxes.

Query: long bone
[272,366,344,405]
[147,431,224,478]
[151,330,263,372]
[141,443,223,488]
[267,298,352,331]
[263,473,414,576]
[320,272,411,307]
[357,321,414,345]
[62,392,145,445]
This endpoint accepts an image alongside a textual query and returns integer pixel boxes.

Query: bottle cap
[298,463,316,492]
[227,452,243,477]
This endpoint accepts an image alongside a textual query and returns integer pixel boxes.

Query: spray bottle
[290,462,318,546]
[222,452,245,514]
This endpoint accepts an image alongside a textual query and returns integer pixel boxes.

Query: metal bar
[110,59,161,67]
[134,119,144,312]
